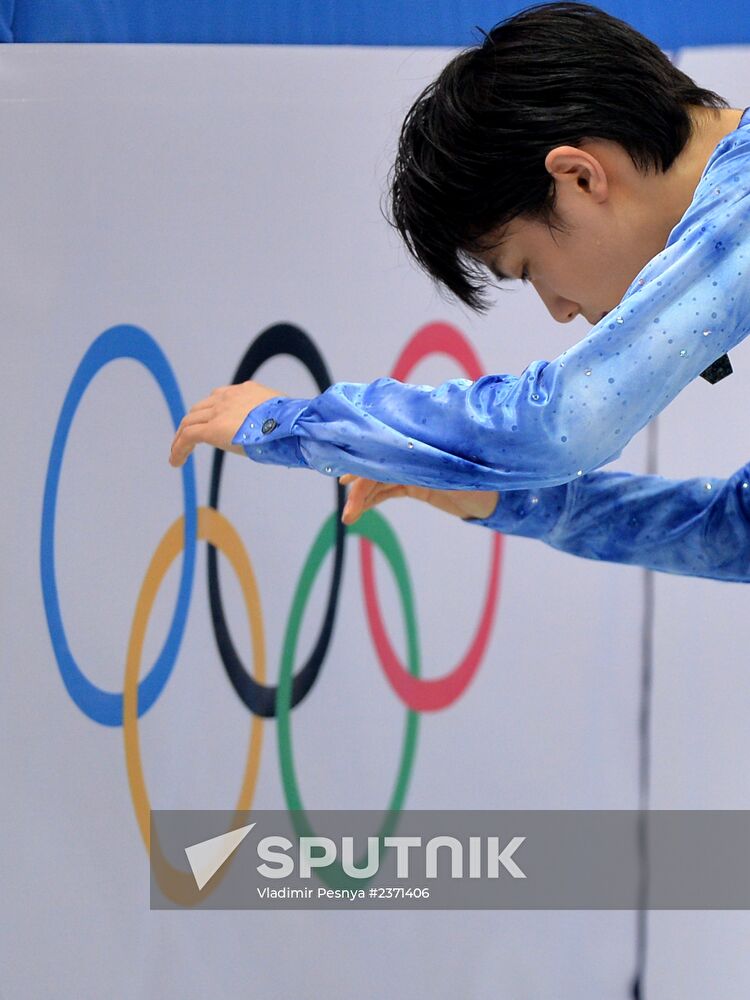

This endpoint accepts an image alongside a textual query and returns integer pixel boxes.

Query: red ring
[360,321,505,711]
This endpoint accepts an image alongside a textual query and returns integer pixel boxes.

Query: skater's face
[475,140,674,327]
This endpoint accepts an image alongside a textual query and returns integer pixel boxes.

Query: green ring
[277,509,420,890]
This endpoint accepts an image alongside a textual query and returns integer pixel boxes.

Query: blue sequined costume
[234,108,750,581]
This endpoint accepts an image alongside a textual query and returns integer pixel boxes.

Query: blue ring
[40,325,197,726]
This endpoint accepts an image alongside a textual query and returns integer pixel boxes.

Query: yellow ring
[123,505,265,904]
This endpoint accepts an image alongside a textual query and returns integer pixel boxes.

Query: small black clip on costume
[700,353,733,384]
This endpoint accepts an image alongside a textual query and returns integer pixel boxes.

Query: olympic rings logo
[40,321,505,900]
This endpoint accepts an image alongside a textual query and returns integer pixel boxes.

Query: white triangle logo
[184,822,256,890]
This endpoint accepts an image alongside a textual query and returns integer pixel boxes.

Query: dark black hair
[388,1,728,311]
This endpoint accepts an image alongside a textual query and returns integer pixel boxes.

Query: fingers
[346,476,373,521]
[338,474,407,525]
[170,409,214,467]
[187,399,215,413]
[369,485,406,506]
[168,382,286,471]
[179,409,214,430]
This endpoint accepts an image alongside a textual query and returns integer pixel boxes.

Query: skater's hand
[338,474,499,525]
[169,381,285,467]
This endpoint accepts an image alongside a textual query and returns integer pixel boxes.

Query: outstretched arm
[465,461,750,583]
[233,125,750,492]
[340,459,750,583]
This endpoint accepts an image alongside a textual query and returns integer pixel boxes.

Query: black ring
[207,322,347,717]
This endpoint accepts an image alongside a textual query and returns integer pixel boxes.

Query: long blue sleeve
[461,461,750,583]
[234,110,750,492]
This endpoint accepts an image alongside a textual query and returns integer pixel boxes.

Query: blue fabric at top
[0,0,12,42]
[2,0,750,49]
[465,456,750,582]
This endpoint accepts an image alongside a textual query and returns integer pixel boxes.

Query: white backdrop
[1,43,749,999]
